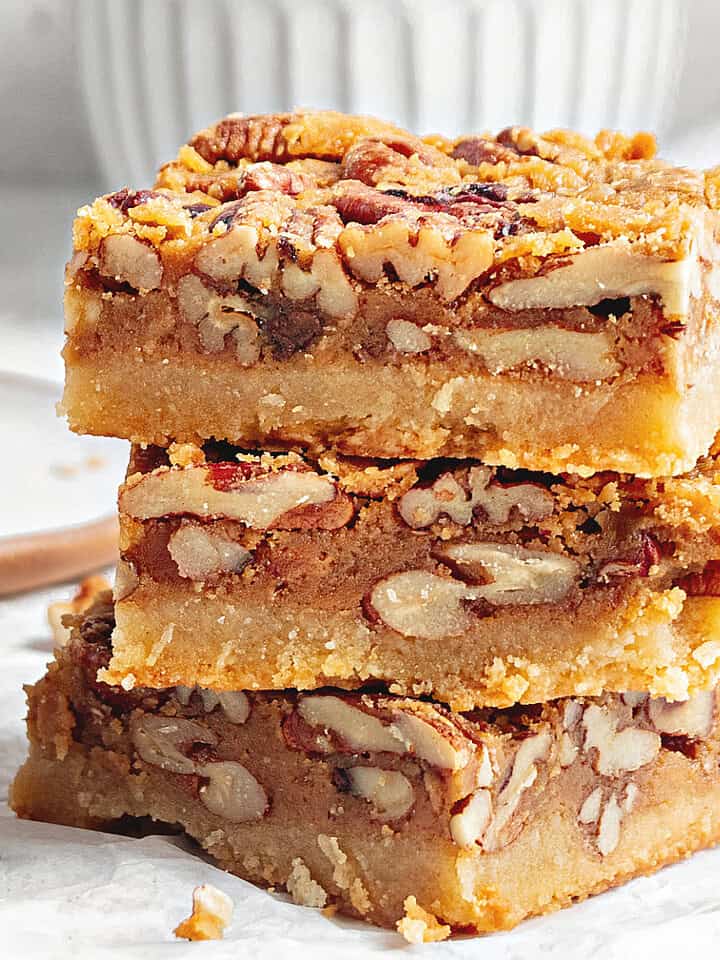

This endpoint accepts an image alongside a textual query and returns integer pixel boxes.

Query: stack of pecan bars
[13,111,720,941]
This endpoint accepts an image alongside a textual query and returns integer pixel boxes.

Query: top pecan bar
[63,111,720,476]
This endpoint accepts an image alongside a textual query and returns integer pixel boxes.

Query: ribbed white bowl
[77,0,687,188]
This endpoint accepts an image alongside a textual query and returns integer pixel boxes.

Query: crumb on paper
[50,455,108,478]
[286,857,328,908]
[47,575,110,646]
[397,896,451,945]
[173,883,233,941]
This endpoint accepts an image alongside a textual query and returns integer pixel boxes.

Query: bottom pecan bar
[11,599,720,937]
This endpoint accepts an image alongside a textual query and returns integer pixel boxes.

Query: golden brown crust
[62,111,720,472]
[11,615,720,934]
[100,443,720,707]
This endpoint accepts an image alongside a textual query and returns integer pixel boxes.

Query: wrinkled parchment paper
[2,585,720,959]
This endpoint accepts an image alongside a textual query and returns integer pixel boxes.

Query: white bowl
[77,0,687,188]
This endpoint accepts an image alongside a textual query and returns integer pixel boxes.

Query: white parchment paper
[2,585,720,959]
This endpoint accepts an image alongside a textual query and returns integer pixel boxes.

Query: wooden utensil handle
[0,516,118,597]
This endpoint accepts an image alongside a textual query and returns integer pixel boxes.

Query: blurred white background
[2,0,720,379]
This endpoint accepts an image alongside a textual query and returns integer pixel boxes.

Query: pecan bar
[108,442,720,709]
[12,599,720,936]
[62,111,720,477]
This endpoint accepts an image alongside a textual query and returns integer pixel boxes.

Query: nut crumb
[397,896,451,944]
[168,442,206,467]
[173,884,233,941]
[286,857,328,908]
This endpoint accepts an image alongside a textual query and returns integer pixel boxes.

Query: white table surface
[3,146,720,955]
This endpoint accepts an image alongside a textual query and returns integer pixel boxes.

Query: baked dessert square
[108,441,720,709]
[62,111,720,477]
[12,598,720,937]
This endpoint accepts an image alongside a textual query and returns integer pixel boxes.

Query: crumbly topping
[69,110,715,309]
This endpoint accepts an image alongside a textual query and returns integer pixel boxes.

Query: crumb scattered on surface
[397,896,451,944]
[173,883,233,941]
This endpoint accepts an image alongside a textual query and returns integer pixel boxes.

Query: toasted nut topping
[482,731,551,852]
[99,234,163,291]
[339,219,494,301]
[647,690,715,739]
[168,524,252,580]
[344,766,414,821]
[582,704,660,776]
[131,715,217,774]
[398,467,553,529]
[450,789,492,848]
[198,760,268,821]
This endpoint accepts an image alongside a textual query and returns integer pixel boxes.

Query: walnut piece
[168,523,252,580]
[177,274,263,364]
[121,463,351,530]
[175,685,251,724]
[344,766,414,821]
[397,467,553,529]
[174,884,233,941]
[482,731,551,852]
[578,786,603,824]
[367,570,479,639]
[385,318,432,354]
[449,788,493,848]
[454,326,619,381]
[597,793,623,856]
[131,715,217,774]
[197,760,268,822]
[99,234,163,291]
[437,542,579,604]
[488,244,694,317]
[367,545,577,639]
[296,696,471,771]
[339,218,494,301]
[582,704,660,776]
[647,690,715,738]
